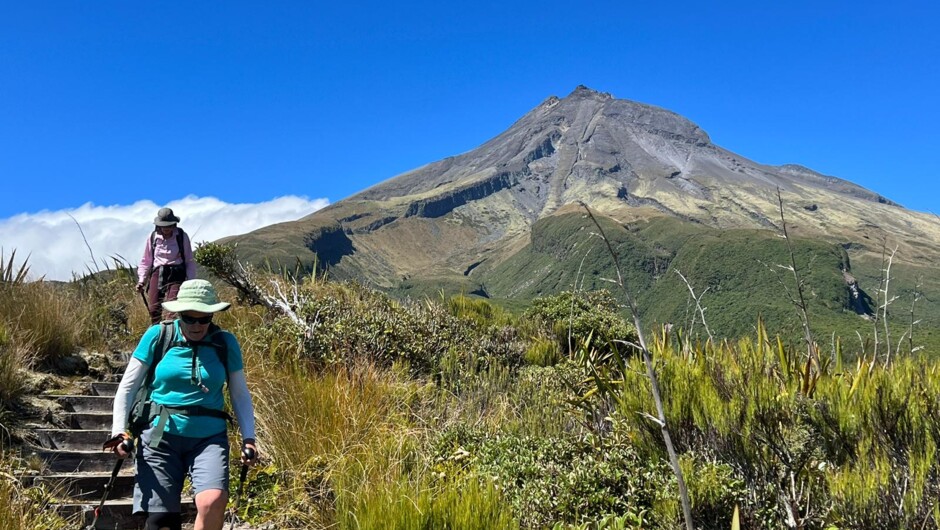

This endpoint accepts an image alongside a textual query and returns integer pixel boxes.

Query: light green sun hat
[161,279,231,313]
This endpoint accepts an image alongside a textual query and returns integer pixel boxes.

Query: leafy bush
[432,426,669,528]
[525,290,636,359]
[256,281,527,377]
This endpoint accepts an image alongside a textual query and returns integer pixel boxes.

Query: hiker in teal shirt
[108,280,259,530]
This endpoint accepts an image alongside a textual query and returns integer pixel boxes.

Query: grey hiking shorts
[133,426,230,513]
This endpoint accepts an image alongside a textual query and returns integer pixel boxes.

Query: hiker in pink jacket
[137,208,197,324]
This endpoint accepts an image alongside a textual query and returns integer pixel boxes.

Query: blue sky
[1,1,938,278]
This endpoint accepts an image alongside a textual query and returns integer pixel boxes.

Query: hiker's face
[156,225,175,237]
[180,311,212,341]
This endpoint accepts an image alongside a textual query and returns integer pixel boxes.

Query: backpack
[127,320,233,447]
[150,227,187,264]
[149,228,188,286]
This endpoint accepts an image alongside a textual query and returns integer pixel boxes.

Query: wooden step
[55,395,114,413]
[92,382,119,396]
[63,412,112,430]
[33,471,136,500]
[57,498,196,530]
[31,447,134,473]
[36,429,111,450]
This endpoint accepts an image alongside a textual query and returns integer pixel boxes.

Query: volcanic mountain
[226,86,940,342]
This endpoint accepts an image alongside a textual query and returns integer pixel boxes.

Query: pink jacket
[137,228,197,285]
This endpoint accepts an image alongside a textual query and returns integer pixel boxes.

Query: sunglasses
[180,314,213,325]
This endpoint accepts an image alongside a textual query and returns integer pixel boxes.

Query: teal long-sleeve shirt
[132,322,244,438]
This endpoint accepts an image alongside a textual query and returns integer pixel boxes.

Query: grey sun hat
[154,207,181,227]
[162,279,231,313]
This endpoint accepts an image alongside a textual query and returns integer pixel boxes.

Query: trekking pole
[86,436,133,530]
[227,447,256,530]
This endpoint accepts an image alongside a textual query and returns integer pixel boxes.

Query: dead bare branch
[579,202,694,530]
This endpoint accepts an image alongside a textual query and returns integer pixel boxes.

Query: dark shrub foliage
[524,290,636,356]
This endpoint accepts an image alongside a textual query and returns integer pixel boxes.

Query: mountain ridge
[223,86,940,344]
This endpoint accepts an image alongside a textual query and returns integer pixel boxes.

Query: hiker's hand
[241,441,259,467]
[104,433,133,457]
[135,282,145,293]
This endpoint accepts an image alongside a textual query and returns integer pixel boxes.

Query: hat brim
[154,219,179,226]
[162,300,231,313]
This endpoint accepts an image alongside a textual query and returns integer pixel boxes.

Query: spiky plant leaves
[0,249,30,285]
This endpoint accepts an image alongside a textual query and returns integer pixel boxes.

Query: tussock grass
[0,461,70,530]
[0,281,82,367]
[0,251,148,368]
[243,348,427,527]
[343,475,518,530]
[0,325,31,407]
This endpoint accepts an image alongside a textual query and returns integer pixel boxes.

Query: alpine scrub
[5,244,940,528]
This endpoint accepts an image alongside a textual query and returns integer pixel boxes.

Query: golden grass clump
[0,281,83,367]
[0,324,32,407]
[0,462,71,530]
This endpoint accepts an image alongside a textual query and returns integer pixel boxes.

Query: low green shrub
[679,453,747,529]
[524,335,562,366]
[525,290,636,358]
[432,426,669,528]
[257,281,528,377]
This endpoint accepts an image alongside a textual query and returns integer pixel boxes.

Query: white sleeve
[111,357,148,437]
[228,369,256,442]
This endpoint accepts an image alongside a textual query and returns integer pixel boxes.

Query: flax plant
[610,320,940,528]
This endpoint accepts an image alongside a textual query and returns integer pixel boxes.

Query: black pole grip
[121,438,135,454]
[242,447,256,460]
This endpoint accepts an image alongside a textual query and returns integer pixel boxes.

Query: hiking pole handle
[106,440,132,491]
[229,447,256,530]
[238,448,255,482]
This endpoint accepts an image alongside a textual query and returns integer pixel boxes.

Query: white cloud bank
[0,195,329,281]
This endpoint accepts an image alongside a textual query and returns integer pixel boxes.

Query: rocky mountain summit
[227,85,940,296]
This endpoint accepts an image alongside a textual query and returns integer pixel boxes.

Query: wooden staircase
[27,369,198,528]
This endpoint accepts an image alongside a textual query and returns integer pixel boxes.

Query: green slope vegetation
[6,248,940,529]
[477,211,938,354]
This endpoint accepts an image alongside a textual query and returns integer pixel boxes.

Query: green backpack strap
[150,228,187,263]
[132,321,234,448]
[155,321,176,367]
[127,321,175,441]
[204,323,230,383]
